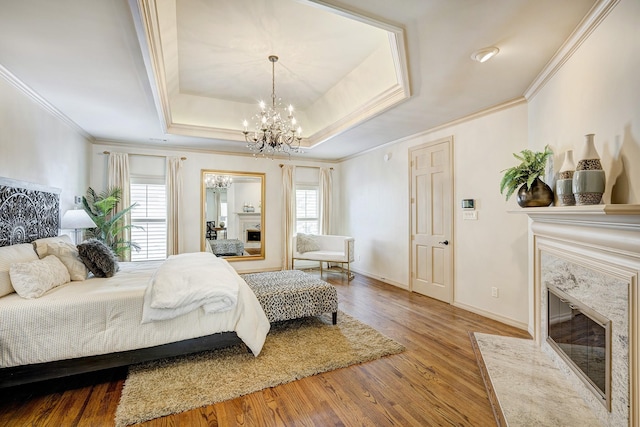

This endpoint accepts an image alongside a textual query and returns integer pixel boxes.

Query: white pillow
[46,242,88,281]
[9,255,71,299]
[296,233,321,253]
[32,235,73,258]
[0,243,39,297]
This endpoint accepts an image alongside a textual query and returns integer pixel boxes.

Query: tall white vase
[556,150,575,206]
[573,134,605,205]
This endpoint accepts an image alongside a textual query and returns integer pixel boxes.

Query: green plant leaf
[499,145,552,201]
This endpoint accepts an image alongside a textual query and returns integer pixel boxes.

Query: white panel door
[410,137,453,303]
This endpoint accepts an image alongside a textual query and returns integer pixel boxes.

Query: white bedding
[0,256,270,368]
[143,252,239,322]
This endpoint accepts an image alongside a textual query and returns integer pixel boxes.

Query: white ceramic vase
[573,134,605,205]
[556,150,575,206]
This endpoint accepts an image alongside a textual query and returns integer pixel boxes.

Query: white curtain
[319,167,332,235]
[214,190,222,226]
[166,156,183,256]
[282,165,295,270]
[108,152,131,261]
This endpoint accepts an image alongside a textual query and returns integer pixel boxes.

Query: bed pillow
[9,255,71,299]
[0,243,40,297]
[46,242,88,281]
[77,239,119,278]
[296,233,320,253]
[32,235,73,258]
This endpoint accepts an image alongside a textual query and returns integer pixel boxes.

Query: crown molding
[306,84,409,148]
[524,0,620,100]
[129,0,171,133]
[0,64,94,141]
[338,96,527,162]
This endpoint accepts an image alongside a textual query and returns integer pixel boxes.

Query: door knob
[439,240,449,245]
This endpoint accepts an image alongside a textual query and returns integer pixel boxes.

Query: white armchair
[293,234,355,280]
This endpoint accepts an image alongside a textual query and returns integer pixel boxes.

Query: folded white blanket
[142,252,239,323]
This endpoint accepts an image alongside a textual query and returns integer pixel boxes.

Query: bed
[0,178,270,388]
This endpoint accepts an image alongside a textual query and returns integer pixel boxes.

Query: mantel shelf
[509,204,640,216]
[509,204,640,228]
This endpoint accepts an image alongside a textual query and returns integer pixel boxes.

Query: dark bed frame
[0,178,243,389]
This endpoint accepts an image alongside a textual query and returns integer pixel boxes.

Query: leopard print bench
[241,270,338,324]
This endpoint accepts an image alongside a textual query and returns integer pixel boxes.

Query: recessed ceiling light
[471,47,499,63]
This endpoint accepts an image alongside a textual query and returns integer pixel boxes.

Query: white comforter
[143,252,239,322]
[0,254,270,368]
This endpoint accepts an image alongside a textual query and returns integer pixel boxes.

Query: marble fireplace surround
[527,205,640,426]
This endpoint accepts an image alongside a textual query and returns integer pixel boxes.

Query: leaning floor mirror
[201,170,265,261]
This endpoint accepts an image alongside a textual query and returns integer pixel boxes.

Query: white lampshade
[61,209,97,229]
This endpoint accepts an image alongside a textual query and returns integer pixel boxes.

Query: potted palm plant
[500,145,554,207]
[82,187,141,258]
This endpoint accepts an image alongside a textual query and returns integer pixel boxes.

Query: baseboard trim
[453,301,528,331]
[349,268,409,290]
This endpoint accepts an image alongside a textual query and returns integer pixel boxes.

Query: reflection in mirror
[201,170,265,261]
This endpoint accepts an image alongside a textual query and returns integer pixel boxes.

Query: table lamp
[61,209,97,244]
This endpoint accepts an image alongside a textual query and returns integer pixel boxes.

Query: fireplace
[526,205,640,426]
[246,229,260,242]
[547,285,610,410]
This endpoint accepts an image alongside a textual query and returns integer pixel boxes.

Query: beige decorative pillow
[0,243,39,297]
[296,233,321,253]
[9,255,71,299]
[32,235,73,258]
[46,242,88,281]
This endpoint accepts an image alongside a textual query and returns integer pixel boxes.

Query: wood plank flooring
[0,271,530,426]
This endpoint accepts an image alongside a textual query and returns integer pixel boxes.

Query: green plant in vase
[500,145,554,207]
[82,187,141,258]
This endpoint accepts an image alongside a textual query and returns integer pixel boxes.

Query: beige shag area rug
[115,312,404,426]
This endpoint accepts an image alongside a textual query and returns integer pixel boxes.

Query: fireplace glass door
[547,285,611,410]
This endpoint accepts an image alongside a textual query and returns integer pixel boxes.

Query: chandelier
[205,174,232,189]
[243,55,303,157]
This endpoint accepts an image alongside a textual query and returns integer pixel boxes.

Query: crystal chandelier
[205,174,232,189]
[243,55,303,157]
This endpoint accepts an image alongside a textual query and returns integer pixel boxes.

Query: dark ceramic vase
[516,177,554,208]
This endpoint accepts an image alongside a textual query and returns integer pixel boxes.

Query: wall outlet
[491,287,499,298]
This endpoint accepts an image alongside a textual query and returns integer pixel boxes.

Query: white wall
[0,74,90,214]
[526,0,639,334]
[528,0,640,204]
[341,103,530,328]
[90,142,338,273]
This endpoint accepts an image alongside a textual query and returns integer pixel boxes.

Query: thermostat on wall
[461,199,475,209]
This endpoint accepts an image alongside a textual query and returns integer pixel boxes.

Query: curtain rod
[279,164,333,170]
[102,151,186,161]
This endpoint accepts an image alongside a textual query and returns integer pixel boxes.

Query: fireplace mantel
[511,204,640,226]
[517,203,639,426]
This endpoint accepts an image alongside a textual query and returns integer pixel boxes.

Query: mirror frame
[201,169,265,261]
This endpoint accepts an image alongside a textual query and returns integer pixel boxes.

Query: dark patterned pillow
[77,239,119,278]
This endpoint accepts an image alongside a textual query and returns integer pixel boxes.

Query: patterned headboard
[0,177,61,247]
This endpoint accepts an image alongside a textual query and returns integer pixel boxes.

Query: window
[130,182,167,261]
[296,185,319,234]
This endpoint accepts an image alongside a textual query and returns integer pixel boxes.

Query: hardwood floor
[0,271,530,427]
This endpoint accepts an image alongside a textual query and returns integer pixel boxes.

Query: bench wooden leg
[332,312,337,325]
